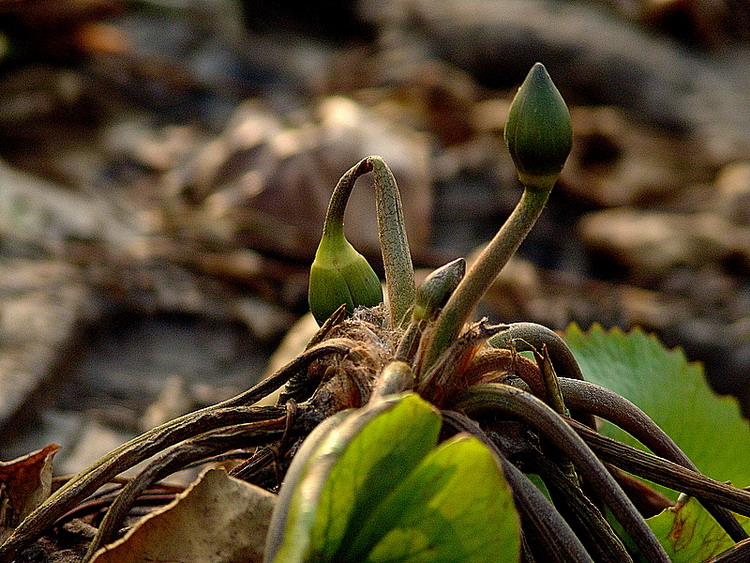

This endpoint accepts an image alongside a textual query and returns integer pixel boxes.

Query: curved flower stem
[420,188,550,374]
[558,377,747,542]
[441,411,595,563]
[322,156,415,328]
[0,338,356,561]
[531,452,632,562]
[489,322,585,382]
[84,418,287,560]
[489,322,597,430]
[569,419,750,516]
[454,383,670,562]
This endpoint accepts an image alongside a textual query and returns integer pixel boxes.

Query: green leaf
[563,323,750,499]
[647,496,750,561]
[270,394,438,562]
[348,435,520,563]
[310,395,441,560]
[270,393,520,563]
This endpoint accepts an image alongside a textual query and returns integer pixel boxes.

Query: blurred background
[1,0,749,472]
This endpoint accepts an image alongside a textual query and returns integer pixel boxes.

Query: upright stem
[370,157,415,328]
[421,187,550,373]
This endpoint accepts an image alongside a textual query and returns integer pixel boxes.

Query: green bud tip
[504,62,573,191]
[308,230,384,325]
[413,257,466,321]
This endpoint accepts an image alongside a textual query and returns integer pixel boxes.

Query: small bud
[504,62,573,191]
[413,257,466,321]
[308,230,383,325]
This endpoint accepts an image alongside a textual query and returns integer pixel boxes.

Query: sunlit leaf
[564,323,750,499]
[346,435,520,563]
[270,393,520,562]
[271,394,441,562]
[648,496,750,561]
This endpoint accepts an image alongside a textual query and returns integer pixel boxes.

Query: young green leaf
[343,435,520,563]
[648,496,750,562]
[268,393,520,563]
[268,394,441,562]
[563,324,750,499]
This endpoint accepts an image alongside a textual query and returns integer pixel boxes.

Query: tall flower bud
[504,62,573,191]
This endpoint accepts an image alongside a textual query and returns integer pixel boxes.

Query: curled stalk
[558,377,747,542]
[530,452,632,562]
[569,419,750,516]
[489,322,585,382]
[454,383,669,562]
[309,156,415,328]
[489,322,598,430]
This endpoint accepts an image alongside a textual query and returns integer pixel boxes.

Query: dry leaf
[91,467,276,563]
[0,443,60,542]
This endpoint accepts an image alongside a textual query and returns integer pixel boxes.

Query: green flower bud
[308,230,383,325]
[413,257,466,321]
[504,62,573,191]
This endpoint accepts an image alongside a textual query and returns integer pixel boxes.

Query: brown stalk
[441,411,595,563]
[569,419,750,517]
[0,338,356,561]
[85,417,287,560]
[454,383,669,562]
[559,377,747,542]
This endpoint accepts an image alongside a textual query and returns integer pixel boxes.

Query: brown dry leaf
[0,443,60,542]
[91,467,276,563]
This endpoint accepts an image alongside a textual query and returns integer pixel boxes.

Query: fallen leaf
[91,467,276,563]
[0,443,60,542]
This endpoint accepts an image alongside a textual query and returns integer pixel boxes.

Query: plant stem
[321,159,370,241]
[84,418,287,561]
[442,410,595,563]
[0,339,356,561]
[370,157,415,327]
[489,322,585,381]
[569,419,750,517]
[455,383,670,562]
[489,322,598,430]
[321,156,415,328]
[421,188,550,373]
[559,377,747,542]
